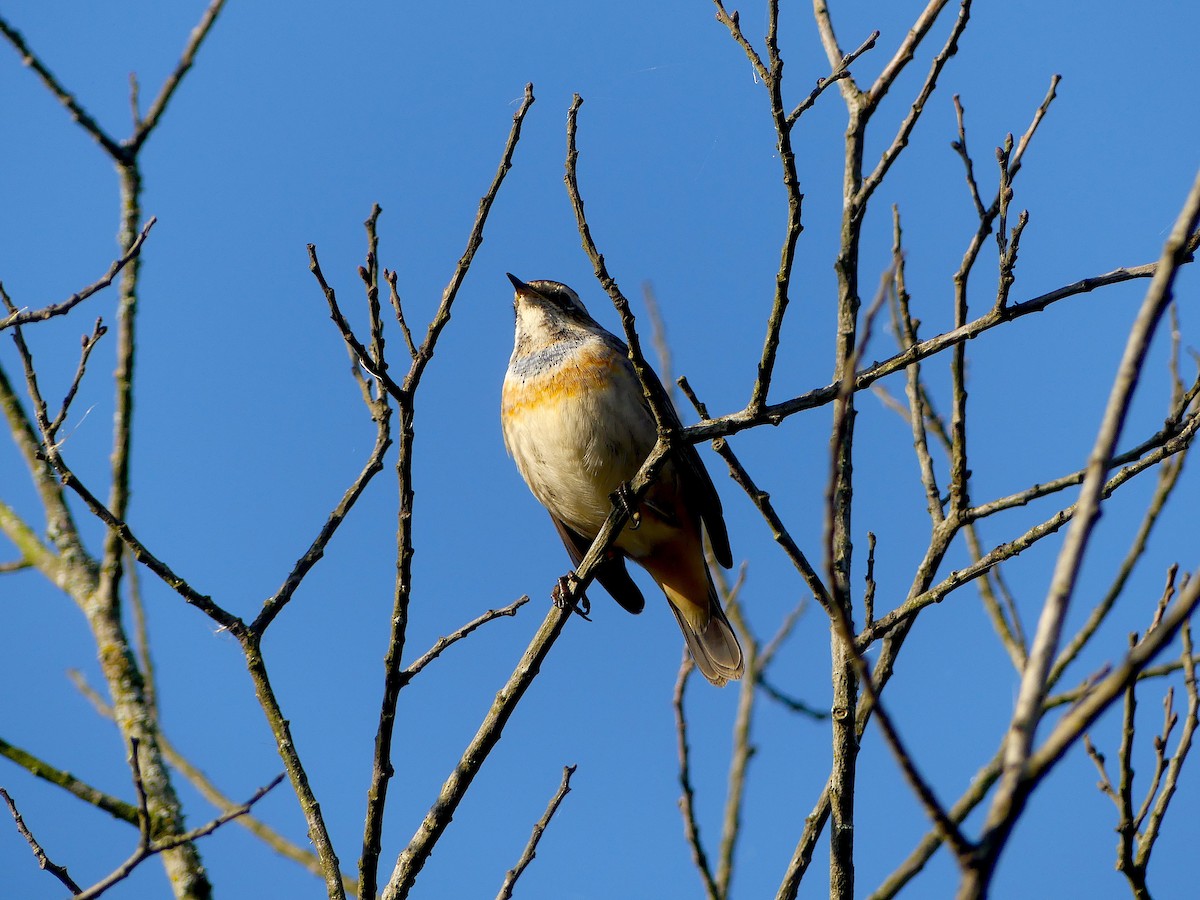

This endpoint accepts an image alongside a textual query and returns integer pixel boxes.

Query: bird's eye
[538,288,573,310]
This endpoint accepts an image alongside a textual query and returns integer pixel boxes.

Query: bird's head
[506,274,602,350]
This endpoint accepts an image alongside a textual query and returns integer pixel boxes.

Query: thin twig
[865,0,955,110]
[252,381,391,635]
[127,0,229,155]
[674,653,720,900]
[47,318,107,442]
[74,771,284,900]
[756,677,829,720]
[0,13,124,157]
[1135,619,1197,878]
[678,375,833,614]
[1048,438,1189,691]
[495,765,577,900]
[402,596,530,683]
[0,221,155,330]
[1,787,84,893]
[385,269,417,359]
[856,1,970,212]
[787,30,879,125]
[858,405,1200,648]
[564,94,677,435]
[68,668,360,894]
[32,440,242,631]
[682,241,1196,448]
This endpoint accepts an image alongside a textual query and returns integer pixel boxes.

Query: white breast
[502,339,655,538]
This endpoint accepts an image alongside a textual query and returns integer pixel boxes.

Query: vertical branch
[358,84,534,900]
[713,565,753,899]
[674,657,721,900]
[98,160,142,600]
[0,5,233,896]
[714,0,811,414]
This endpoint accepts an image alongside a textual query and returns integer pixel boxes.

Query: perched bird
[500,274,744,686]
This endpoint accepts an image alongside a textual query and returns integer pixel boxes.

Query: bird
[500,274,744,686]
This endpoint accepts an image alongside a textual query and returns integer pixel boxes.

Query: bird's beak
[506,272,533,296]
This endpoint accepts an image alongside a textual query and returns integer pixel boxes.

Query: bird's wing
[611,337,733,569]
[549,513,646,614]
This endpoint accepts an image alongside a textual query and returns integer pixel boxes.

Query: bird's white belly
[502,350,655,540]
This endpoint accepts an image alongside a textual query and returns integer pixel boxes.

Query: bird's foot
[552,572,591,620]
[610,483,641,530]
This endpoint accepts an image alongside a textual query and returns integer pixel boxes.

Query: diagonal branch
[0,220,155,330]
[787,31,878,126]
[127,0,228,155]
[0,13,123,157]
[564,94,677,435]
[686,239,1200,447]
[495,765,577,900]
[0,735,138,824]
[856,1,969,212]
[73,768,285,900]
[401,596,530,684]
[1,787,83,894]
[965,165,1200,898]
[381,438,673,900]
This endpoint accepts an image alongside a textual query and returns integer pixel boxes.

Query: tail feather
[668,600,744,687]
[641,531,745,687]
[658,565,745,687]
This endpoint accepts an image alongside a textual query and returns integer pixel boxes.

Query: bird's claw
[610,483,641,530]
[552,573,591,620]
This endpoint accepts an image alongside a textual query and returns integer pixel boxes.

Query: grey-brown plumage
[501,274,743,685]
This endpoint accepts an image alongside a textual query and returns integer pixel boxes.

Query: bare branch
[787,30,879,126]
[0,737,137,825]
[970,168,1200,893]
[385,269,418,359]
[73,769,284,900]
[1136,620,1197,873]
[309,246,407,400]
[251,382,391,635]
[127,0,229,154]
[36,443,243,631]
[712,1,770,85]
[674,654,720,900]
[1049,442,1189,690]
[359,83,536,900]
[859,412,1199,647]
[866,0,956,109]
[685,242,1195,446]
[679,375,833,614]
[48,318,108,442]
[564,94,677,435]
[1,787,83,893]
[857,1,970,210]
[382,430,675,899]
[0,220,155,330]
[868,747,1003,899]
[495,765,577,900]
[0,13,124,157]
[402,596,530,682]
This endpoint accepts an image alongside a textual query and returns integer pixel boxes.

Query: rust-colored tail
[647,549,744,687]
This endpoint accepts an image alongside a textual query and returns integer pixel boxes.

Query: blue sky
[1,2,1198,898]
